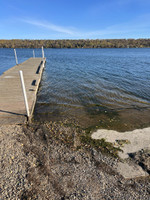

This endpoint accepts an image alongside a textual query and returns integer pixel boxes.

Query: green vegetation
[115,139,131,147]
[80,134,122,157]
[0,39,150,48]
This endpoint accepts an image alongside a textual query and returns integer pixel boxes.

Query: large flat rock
[116,162,149,179]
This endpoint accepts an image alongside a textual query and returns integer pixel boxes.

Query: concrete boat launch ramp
[0,57,46,125]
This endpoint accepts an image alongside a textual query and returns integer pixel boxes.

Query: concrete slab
[0,57,46,125]
[116,162,149,179]
[91,128,150,178]
[91,128,150,159]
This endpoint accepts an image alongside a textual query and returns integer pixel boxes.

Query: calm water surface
[1,48,150,130]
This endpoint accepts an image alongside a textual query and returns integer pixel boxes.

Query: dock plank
[0,57,45,125]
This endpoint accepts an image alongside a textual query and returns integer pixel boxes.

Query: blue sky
[0,0,150,39]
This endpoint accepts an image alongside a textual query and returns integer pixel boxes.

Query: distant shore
[0,38,150,48]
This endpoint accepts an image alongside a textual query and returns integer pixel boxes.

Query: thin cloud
[19,16,150,39]
[21,19,75,35]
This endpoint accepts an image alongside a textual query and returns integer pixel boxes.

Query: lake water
[1,48,150,130]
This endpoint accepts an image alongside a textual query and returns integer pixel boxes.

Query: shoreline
[34,105,150,133]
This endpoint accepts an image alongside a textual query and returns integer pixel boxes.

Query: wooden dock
[0,57,46,125]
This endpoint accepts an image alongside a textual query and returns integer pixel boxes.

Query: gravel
[129,149,150,174]
[0,123,150,200]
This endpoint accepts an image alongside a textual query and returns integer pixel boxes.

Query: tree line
[0,39,150,48]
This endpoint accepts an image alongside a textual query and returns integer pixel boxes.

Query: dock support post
[33,50,35,58]
[19,70,30,118]
[14,49,18,65]
[42,46,45,58]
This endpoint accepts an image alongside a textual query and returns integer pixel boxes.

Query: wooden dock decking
[0,57,46,125]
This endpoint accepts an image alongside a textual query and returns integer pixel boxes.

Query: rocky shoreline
[0,122,150,199]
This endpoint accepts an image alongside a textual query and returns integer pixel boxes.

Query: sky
[0,0,150,39]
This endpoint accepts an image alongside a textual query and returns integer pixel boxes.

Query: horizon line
[0,38,150,40]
